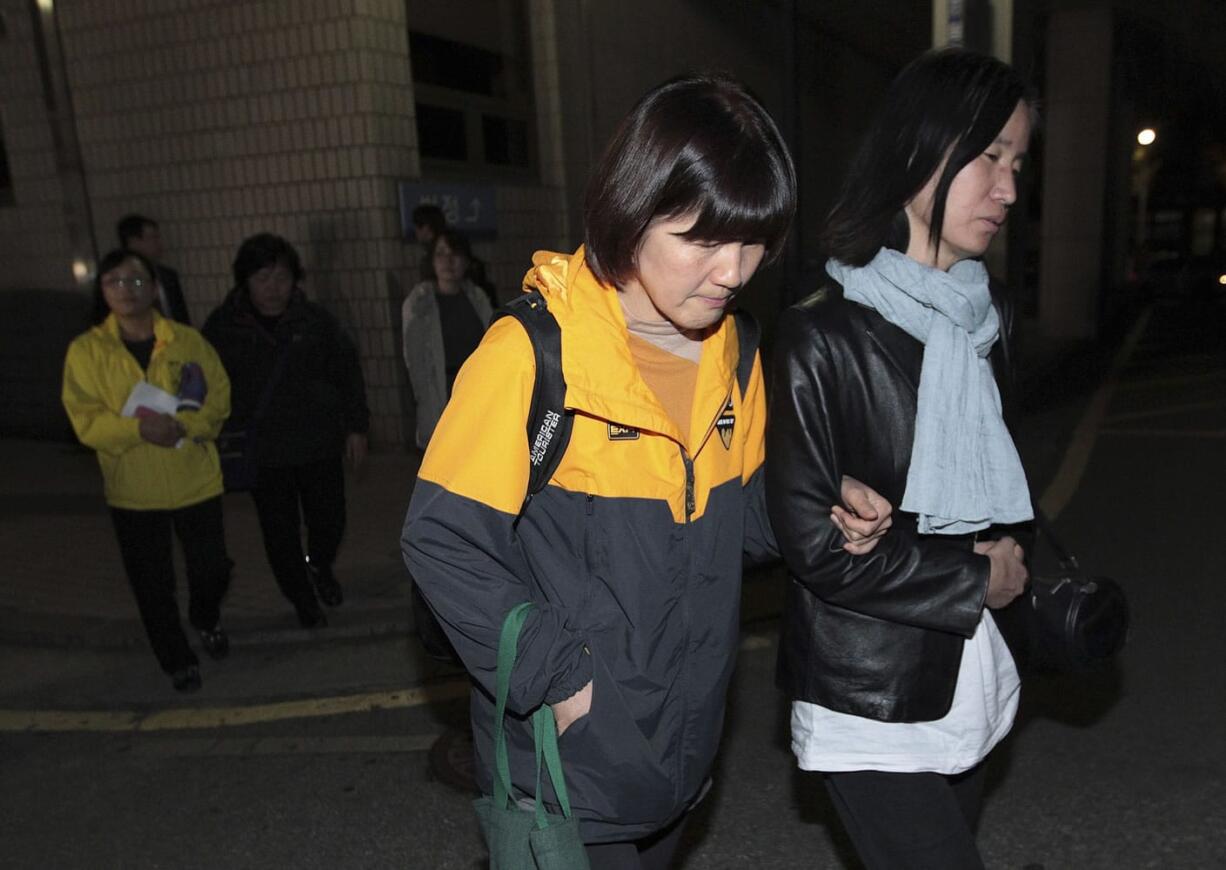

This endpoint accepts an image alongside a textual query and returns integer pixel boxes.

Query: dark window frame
[407,0,538,181]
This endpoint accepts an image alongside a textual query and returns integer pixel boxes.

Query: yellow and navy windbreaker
[402,247,777,843]
[62,312,230,510]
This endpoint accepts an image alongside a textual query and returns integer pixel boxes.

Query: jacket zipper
[681,451,696,520]
[676,445,695,797]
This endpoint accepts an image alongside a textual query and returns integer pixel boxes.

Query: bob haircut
[583,73,797,288]
[90,248,157,325]
[822,48,1037,267]
[422,228,475,282]
[232,233,305,292]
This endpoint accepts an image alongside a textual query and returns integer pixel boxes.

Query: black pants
[823,763,988,870]
[251,456,345,611]
[110,496,230,675]
[584,813,687,870]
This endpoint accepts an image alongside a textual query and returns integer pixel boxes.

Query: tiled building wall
[52,0,421,446]
[0,0,571,445]
[0,0,79,291]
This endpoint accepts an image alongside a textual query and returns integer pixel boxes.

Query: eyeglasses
[102,276,152,290]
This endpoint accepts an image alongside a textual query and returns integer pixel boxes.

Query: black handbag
[217,341,292,493]
[1000,511,1130,673]
[217,428,258,492]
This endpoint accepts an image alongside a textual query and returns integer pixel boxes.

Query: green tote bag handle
[476,602,590,870]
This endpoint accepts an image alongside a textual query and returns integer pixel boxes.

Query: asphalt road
[2,296,1224,868]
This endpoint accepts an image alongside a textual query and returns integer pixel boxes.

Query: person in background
[118,214,191,325]
[767,48,1035,869]
[203,234,370,629]
[401,228,495,450]
[403,73,892,869]
[62,248,232,692]
[410,203,446,250]
[410,202,496,306]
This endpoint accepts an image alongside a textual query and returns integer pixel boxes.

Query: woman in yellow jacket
[63,249,232,692]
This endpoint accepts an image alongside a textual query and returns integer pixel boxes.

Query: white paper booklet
[120,380,179,418]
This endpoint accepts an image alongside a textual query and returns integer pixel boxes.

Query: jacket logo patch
[607,423,639,441]
[530,410,562,467]
[716,398,735,450]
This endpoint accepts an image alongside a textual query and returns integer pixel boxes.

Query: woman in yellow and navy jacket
[63,249,232,693]
[403,75,891,865]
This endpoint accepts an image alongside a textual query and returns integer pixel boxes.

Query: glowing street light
[1137,128,1157,146]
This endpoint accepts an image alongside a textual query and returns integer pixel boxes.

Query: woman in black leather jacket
[767,49,1036,869]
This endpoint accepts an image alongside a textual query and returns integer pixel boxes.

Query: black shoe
[198,625,230,660]
[171,665,202,693]
[296,603,328,630]
[307,561,344,607]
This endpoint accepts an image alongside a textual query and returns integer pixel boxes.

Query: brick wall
[0,0,574,446]
[0,0,80,291]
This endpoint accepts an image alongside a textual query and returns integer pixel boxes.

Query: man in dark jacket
[203,234,369,627]
[118,214,192,325]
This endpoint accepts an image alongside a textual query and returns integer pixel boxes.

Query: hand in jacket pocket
[553,680,593,736]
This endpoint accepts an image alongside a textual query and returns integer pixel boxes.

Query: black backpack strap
[732,307,760,400]
[491,291,573,514]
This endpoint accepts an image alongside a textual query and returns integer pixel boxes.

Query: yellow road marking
[2,635,780,735]
[740,633,774,652]
[1038,308,1151,520]
[132,734,441,757]
[0,681,470,734]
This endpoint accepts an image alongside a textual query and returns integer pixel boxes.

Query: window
[407,0,536,176]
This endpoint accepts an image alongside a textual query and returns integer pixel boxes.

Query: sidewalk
[0,440,422,651]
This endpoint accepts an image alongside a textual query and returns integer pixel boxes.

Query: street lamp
[1132,128,1160,273]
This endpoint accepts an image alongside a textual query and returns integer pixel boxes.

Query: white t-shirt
[791,611,1019,775]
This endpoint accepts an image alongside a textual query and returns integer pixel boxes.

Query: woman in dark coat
[767,49,1036,869]
[204,234,369,628]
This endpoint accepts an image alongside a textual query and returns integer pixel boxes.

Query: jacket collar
[524,247,739,454]
[99,310,175,350]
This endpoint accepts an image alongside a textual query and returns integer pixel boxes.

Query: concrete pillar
[1038,6,1114,340]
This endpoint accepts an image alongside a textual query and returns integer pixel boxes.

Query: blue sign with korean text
[399,182,498,241]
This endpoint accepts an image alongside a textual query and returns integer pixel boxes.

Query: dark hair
[411,203,447,235]
[90,248,157,324]
[422,228,474,282]
[231,233,304,292]
[583,73,797,287]
[117,214,156,248]
[821,48,1036,267]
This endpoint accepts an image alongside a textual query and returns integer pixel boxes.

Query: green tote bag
[473,602,591,870]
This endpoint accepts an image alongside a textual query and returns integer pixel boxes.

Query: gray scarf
[826,248,1032,534]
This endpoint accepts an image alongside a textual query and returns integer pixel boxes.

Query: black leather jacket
[766,277,1018,723]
